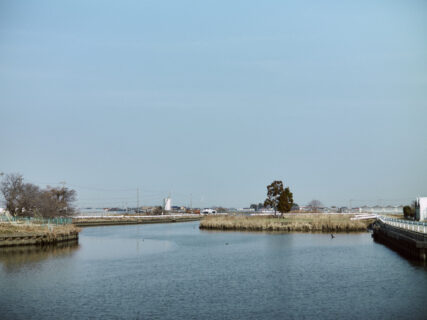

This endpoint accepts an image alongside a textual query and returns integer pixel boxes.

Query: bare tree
[0,173,77,217]
[40,186,77,217]
[19,183,41,217]
[152,206,163,215]
[1,173,24,216]
[308,200,323,213]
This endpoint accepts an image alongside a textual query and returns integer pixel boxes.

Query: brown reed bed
[199,214,374,233]
[72,215,201,227]
[0,222,80,236]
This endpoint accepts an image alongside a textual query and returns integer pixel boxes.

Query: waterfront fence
[0,216,73,226]
[378,216,427,234]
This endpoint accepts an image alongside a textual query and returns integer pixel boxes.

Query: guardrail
[351,214,378,220]
[378,215,427,234]
[72,214,200,219]
[0,216,73,225]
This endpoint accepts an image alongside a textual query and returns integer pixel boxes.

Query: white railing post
[377,216,426,234]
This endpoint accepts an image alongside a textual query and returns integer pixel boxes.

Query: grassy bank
[72,215,201,227]
[199,214,374,232]
[0,223,79,236]
[0,223,80,248]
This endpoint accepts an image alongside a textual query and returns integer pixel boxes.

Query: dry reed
[0,222,80,236]
[199,214,373,232]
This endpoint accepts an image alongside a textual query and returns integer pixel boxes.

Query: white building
[201,208,217,215]
[237,208,255,212]
[415,197,427,221]
[359,205,403,215]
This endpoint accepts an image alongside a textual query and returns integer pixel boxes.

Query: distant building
[163,197,172,211]
[201,208,217,215]
[339,207,350,213]
[358,205,403,215]
[291,203,300,211]
[415,197,427,221]
[259,208,275,214]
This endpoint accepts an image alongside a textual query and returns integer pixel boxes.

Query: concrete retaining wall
[0,232,79,247]
[372,220,427,262]
[73,216,200,227]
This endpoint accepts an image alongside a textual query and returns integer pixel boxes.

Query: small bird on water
[331,234,335,239]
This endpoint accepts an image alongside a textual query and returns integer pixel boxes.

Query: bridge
[372,215,427,262]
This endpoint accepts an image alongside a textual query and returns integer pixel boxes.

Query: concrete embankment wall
[73,216,201,227]
[0,231,79,248]
[372,221,427,262]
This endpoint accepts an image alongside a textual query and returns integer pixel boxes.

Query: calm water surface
[1,221,426,319]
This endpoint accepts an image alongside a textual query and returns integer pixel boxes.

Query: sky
[0,0,426,209]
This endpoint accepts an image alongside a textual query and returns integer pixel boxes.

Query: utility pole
[0,172,4,208]
[137,187,139,213]
[190,193,193,213]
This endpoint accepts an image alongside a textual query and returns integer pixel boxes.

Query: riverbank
[0,223,80,247]
[372,218,427,262]
[199,214,374,232]
[72,214,201,227]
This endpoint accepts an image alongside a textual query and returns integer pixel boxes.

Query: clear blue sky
[1,0,426,208]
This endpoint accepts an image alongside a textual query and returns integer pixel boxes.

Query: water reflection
[0,241,79,272]
[1,222,426,320]
[372,238,427,268]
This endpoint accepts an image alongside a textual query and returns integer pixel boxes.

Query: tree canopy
[264,180,294,215]
[403,201,416,219]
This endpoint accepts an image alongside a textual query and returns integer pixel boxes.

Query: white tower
[164,197,172,211]
[415,197,427,221]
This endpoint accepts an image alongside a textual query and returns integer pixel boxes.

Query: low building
[415,197,427,221]
[358,205,403,215]
[258,208,275,214]
[201,208,217,215]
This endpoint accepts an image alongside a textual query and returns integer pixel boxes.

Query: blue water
[1,221,426,319]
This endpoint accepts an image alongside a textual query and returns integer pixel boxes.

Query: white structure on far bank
[201,208,217,215]
[163,197,172,211]
[0,208,13,221]
[415,197,427,221]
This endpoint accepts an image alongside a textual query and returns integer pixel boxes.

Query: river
[1,221,426,319]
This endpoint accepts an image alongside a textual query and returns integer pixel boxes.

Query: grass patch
[0,222,80,236]
[199,214,374,232]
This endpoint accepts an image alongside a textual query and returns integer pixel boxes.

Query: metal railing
[378,215,427,234]
[0,216,73,225]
